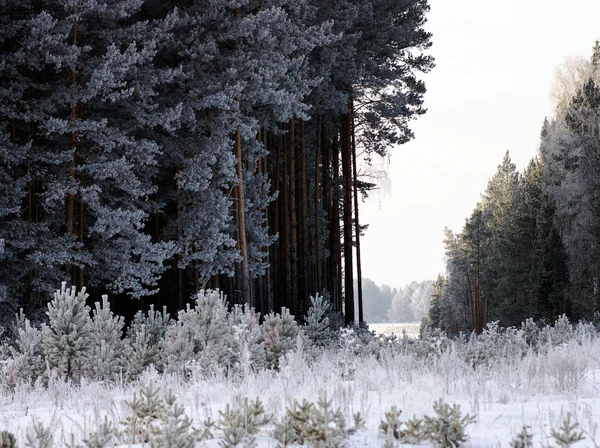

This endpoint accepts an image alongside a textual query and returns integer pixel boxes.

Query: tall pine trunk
[314,116,322,294]
[341,110,355,325]
[350,100,363,323]
[234,128,251,305]
[331,134,343,314]
[289,117,298,315]
[299,119,310,312]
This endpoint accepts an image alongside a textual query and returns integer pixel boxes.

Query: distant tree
[388,280,433,323]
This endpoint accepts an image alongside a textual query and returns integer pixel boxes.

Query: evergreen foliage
[0,0,433,323]
[422,399,475,448]
[42,283,93,381]
[120,382,198,446]
[510,425,533,448]
[262,308,301,369]
[304,294,334,348]
[0,431,16,448]
[551,413,585,447]
[430,42,600,332]
[273,393,364,448]
[23,419,53,448]
[90,295,125,381]
[218,398,270,448]
[8,310,45,384]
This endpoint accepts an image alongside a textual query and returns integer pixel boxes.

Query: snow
[369,322,422,339]
[1,331,599,447]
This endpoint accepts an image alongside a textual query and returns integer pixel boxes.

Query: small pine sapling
[128,304,171,347]
[274,393,361,448]
[262,308,301,369]
[42,283,94,381]
[177,290,234,371]
[273,399,314,445]
[551,413,585,447]
[121,381,163,444]
[510,425,533,448]
[125,324,159,379]
[218,398,270,448]
[379,406,403,440]
[551,315,573,346]
[304,294,333,349]
[521,318,540,347]
[0,430,16,448]
[120,381,199,446]
[158,319,195,376]
[229,304,266,373]
[402,416,425,444]
[90,296,125,381]
[149,390,198,448]
[83,417,115,448]
[423,399,475,447]
[8,309,45,384]
[124,297,170,378]
[24,419,54,448]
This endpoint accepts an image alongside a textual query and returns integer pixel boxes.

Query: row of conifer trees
[429,42,600,333]
[0,0,433,325]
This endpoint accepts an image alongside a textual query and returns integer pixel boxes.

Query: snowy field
[369,322,421,339]
[1,324,599,447]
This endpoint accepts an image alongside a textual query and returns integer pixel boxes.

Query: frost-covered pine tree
[159,290,234,374]
[229,304,266,372]
[304,294,334,348]
[149,0,333,306]
[90,296,125,381]
[262,308,301,369]
[178,290,233,370]
[42,283,93,380]
[8,310,45,384]
[0,1,81,320]
[125,305,170,378]
[0,0,179,311]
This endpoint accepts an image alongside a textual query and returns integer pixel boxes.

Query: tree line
[428,42,600,333]
[0,0,433,326]
[359,278,432,323]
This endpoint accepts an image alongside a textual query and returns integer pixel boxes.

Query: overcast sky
[359,0,600,290]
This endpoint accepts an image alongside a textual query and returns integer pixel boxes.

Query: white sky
[359,0,600,290]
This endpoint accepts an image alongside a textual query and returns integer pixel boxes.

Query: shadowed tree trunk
[299,119,310,312]
[289,117,298,315]
[351,99,363,324]
[234,128,251,305]
[332,133,343,314]
[314,115,322,294]
[341,110,355,325]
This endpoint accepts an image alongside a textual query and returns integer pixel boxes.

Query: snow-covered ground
[369,322,421,339]
[1,328,599,447]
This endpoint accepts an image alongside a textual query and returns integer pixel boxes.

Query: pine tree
[90,295,125,381]
[42,283,94,380]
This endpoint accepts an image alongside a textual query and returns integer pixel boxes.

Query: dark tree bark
[234,128,251,305]
[341,111,355,325]
[351,100,364,324]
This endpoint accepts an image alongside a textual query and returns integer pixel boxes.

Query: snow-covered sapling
[551,413,585,447]
[42,283,94,381]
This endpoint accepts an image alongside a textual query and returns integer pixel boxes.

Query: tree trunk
[299,119,310,312]
[323,130,335,308]
[289,117,298,316]
[281,133,291,311]
[234,128,251,305]
[350,100,363,324]
[331,134,343,314]
[341,110,355,326]
[314,115,322,294]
